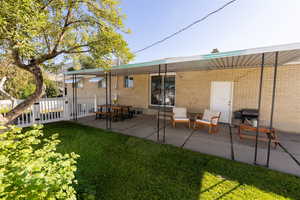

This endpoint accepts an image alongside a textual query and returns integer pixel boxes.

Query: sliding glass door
[150,74,175,106]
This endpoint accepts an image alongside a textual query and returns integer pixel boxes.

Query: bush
[19,83,36,99]
[45,79,61,98]
[0,107,10,114]
[0,125,79,199]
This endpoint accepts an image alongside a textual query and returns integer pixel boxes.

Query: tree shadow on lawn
[143,141,300,200]
[198,158,300,200]
[42,122,300,200]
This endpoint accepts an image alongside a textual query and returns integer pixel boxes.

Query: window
[75,80,83,88]
[150,74,175,106]
[98,78,106,88]
[124,76,134,88]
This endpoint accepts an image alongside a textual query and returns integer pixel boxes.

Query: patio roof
[64,42,300,76]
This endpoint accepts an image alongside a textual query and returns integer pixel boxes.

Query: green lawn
[42,121,300,200]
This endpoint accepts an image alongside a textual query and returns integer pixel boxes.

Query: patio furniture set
[95,105,135,121]
[234,109,279,147]
[171,107,279,146]
[94,105,279,146]
[171,107,221,134]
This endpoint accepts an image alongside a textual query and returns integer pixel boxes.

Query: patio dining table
[96,104,133,121]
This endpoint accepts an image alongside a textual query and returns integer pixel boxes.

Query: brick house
[64,43,300,133]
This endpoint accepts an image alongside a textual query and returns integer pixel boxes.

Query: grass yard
[42,121,300,200]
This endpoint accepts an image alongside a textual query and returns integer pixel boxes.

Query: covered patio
[65,43,300,176]
[77,114,300,176]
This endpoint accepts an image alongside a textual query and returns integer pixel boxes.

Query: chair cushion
[174,117,189,121]
[202,109,220,125]
[196,119,211,125]
[173,107,187,118]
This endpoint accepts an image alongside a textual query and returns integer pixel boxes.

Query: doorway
[210,81,234,123]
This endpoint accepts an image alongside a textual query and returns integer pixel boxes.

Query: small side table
[188,112,202,128]
[188,112,202,120]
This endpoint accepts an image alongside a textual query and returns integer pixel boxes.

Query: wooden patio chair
[110,106,122,121]
[193,109,221,134]
[171,107,190,128]
[121,106,134,120]
[95,105,108,119]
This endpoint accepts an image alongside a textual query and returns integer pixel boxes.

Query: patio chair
[95,105,108,119]
[194,109,221,134]
[171,107,190,128]
[121,106,134,120]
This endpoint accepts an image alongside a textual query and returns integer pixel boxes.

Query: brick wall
[117,74,149,108]
[66,74,149,108]
[67,64,300,133]
[175,65,300,133]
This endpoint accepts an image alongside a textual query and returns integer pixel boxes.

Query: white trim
[149,74,176,107]
[65,42,300,76]
[150,72,176,76]
[89,77,104,82]
[64,78,82,83]
[124,75,134,88]
[166,42,300,64]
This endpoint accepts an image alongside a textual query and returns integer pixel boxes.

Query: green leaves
[1,0,134,123]
[0,0,48,58]
[0,0,134,66]
[0,59,61,99]
[0,125,79,199]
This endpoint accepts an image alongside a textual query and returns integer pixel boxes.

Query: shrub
[0,107,10,114]
[0,125,79,199]
[45,79,61,98]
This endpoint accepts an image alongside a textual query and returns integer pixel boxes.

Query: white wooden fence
[0,96,98,127]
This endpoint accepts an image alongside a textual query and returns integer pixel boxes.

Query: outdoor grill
[234,109,259,123]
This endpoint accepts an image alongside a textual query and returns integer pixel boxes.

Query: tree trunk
[1,65,44,125]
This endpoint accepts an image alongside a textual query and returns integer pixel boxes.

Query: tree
[211,48,220,53]
[0,0,134,124]
[0,61,34,100]
[0,59,62,99]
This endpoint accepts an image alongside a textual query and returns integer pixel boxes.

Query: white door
[210,81,233,123]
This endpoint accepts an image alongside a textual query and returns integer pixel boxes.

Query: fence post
[94,95,97,112]
[64,97,70,120]
[33,101,40,125]
[31,104,35,125]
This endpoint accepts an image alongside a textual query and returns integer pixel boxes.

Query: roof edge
[64,42,300,75]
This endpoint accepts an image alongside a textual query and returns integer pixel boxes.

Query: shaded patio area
[77,114,300,177]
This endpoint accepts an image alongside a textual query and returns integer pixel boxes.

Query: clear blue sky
[120,0,300,63]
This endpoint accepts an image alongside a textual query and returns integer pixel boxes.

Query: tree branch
[27,43,91,67]
[32,51,61,66]
[52,4,73,53]
[10,46,28,71]
[43,32,51,52]
[66,19,102,27]
[65,50,91,54]
[67,44,90,50]
[40,0,55,11]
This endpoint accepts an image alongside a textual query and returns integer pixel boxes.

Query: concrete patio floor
[77,115,300,176]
